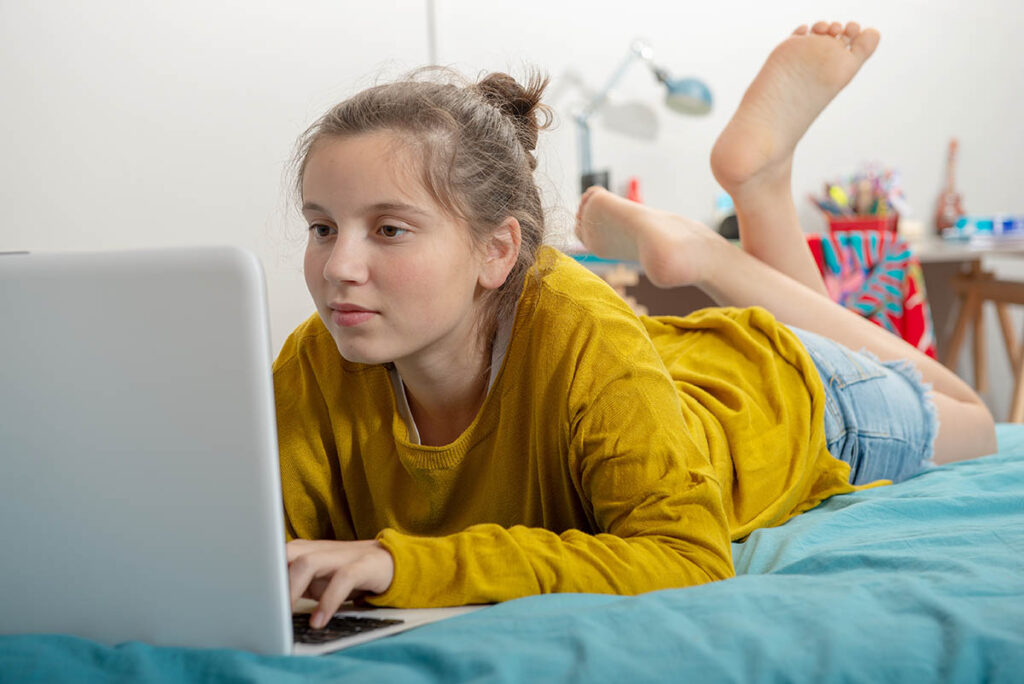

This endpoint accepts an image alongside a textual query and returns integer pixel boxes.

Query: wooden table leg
[942,260,1024,421]
[1011,342,1024,423]
[996,303,1019,376]
[973,296,987,394]
[944,286,979,373]
[943,289,973,370]
[1006,306,1024,423]
[944,261,992,393]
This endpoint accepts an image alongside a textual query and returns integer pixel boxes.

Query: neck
[396,330,494,447]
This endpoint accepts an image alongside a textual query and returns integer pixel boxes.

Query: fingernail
[312,611,327,629]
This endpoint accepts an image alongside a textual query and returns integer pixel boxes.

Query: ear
[478,216,522,290]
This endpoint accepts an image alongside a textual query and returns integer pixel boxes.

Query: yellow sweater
[274,246,856,608]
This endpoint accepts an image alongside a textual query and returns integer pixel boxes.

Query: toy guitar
[934,138,965,233]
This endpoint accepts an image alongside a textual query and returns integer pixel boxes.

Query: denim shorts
[788,326,939,485]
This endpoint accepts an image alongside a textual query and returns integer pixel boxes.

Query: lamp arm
[578,40,652,121]
[576,116,593,176]
[575,39,652,178]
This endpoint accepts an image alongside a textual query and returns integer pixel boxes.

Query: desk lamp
[576,39,712,194]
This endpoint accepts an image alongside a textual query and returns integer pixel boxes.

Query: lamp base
[580,170,610,195]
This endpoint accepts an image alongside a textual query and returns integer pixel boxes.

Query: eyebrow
[301,201,431,217]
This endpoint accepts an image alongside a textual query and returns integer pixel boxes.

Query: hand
[286,538,395,628]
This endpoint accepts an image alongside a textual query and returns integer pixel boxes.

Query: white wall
[2,0,1022,371]
[0,0,429,351]
[435,0,1023,236]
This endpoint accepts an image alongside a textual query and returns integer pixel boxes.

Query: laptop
[0,246,481,656]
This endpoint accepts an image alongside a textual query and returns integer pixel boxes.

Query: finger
[287,538,372,563]
[311,571,358,629]
[285,539,313,563]
[574,201,590,240]
[304,577,331,600]
[288,552,329,607]
[286,539,334,563]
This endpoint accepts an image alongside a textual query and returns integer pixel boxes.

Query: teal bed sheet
[4,426,1023,683]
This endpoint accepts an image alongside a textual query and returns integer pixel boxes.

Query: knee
[975,404,998,457]
[931,394,997,464]
[964,396,997,457]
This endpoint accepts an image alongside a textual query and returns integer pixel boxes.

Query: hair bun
[474,71,552,159]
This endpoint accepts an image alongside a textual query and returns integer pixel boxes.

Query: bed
[3,425,1023,683]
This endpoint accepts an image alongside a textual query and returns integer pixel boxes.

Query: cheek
[386,256,476,310]
[302,244,324,297]
[382,262,435,307]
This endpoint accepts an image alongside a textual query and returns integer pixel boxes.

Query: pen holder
[826,213,899,235]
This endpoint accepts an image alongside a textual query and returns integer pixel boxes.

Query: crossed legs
[576,22,997,463]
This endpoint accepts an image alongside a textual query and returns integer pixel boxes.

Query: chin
[329,337,395,367]
[317,312,391,365]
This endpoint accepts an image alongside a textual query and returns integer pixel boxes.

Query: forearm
[366,523,734,608]
[697,239,983,405]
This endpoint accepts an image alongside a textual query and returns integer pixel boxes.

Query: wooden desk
[907,238,1024,421]
[905,237,1024,264]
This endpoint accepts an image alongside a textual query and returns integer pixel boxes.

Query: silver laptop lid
[0,246,292,654]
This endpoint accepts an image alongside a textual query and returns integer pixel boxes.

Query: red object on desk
[827,214,899,234]
[626,177,643,203]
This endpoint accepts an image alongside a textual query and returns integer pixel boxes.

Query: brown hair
[293,68,553,338]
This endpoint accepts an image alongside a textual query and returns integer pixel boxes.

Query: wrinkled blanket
[3,425,1023,683]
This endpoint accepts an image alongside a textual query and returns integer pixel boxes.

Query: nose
[322,235,370,285]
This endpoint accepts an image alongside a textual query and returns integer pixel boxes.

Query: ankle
[727,162,793,205]
[695,229,740,294]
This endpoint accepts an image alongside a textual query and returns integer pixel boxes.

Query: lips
[329,303,378,328]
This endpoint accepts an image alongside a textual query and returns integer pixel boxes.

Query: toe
[850,27,881,61]
[792,24,809,36]
[574,211,587,241]
[839,22,860,48]
[811,21,830,35]
[827,22,843,37]
[576,187,602,228]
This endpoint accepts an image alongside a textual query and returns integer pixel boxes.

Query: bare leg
[705,21,994,461]
[710,21,880,297]
[577,190,996,463]
[575,23,996,464]
[578,21,880,292]
[697,244,997,465]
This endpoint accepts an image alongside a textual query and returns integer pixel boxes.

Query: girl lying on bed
[276,21,996,628]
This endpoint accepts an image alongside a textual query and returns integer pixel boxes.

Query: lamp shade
[663,77,713,115]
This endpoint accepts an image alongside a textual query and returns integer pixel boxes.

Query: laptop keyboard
[292,613,405,644]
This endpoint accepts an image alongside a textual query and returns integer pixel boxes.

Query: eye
[308,224,335,239]
[378,224,408,239]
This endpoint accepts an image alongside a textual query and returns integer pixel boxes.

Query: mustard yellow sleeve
[273,326,357,543]
[368,300,734,608]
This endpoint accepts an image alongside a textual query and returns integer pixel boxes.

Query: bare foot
[710,21,880,195]
[576,186,727,289]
